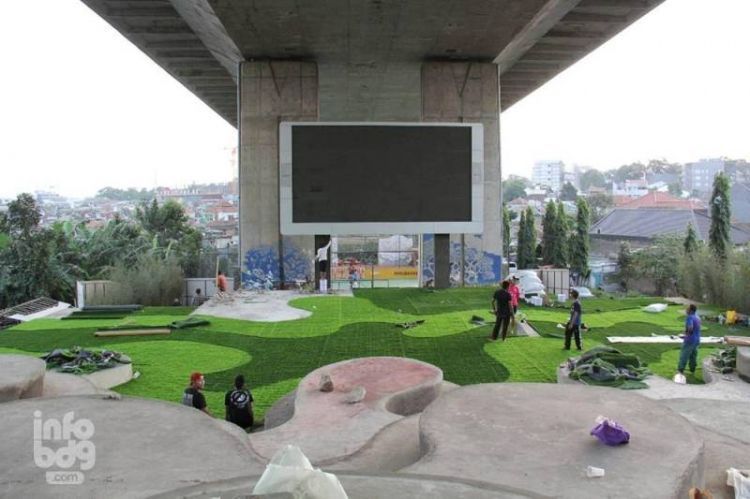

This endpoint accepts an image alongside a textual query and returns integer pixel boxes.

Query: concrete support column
[434,234,451,289]
[422,62,503,285]
[238,61,318,288]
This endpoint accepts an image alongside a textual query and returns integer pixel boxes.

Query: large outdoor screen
[280,122,483,235]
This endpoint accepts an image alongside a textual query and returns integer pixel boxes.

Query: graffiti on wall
[421,234,501,286]
[242,239,312,288]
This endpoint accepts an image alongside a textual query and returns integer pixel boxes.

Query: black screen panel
[291,125,472,223]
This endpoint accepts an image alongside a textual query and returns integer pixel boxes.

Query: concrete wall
[422,62,502,285]
[239,61,318,287]
[239,60,503,287]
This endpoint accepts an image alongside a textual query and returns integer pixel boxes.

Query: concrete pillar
[422,62,503,285]
[238,61,318,288]
[434,234,451,289]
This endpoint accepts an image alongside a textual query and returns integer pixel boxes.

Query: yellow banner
[332,265,418,280]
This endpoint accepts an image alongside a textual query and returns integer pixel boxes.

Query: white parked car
[571,286,594,299]
[509,270,546,299]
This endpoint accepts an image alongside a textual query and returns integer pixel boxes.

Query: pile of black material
[568,346,651,389]
[470,315,487,326]
[42,346,131,374]
[396,320,425,329]
[170,317,211,329]
[711,346,737,374]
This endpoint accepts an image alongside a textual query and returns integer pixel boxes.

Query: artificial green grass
[484,336,603,382]
[2,288,747,420]
[111,341,250,413]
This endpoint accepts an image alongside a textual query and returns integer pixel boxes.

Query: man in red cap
[182,372,211,415]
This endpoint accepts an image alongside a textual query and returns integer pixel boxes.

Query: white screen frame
[279,121,484,235]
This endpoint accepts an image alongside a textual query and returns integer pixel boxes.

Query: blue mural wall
[421,234,502,286]
[242,238,312,289]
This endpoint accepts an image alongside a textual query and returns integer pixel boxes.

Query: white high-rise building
[532,161,565,192]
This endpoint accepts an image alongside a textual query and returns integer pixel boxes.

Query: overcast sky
[1,0,748,199]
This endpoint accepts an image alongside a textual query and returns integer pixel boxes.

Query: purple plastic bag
[590,416,630,446]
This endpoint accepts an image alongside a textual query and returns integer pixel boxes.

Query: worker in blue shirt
[678,304,701,375]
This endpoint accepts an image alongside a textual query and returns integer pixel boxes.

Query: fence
[538,268,570,299]
[76,279,235,307]
[183,277,235,305]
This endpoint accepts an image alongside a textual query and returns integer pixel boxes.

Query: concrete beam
[127,25,193,34]
[545,28,607,38]
[174,69,228,77]
[577,0,657,8]
[494,0,582,73]
[170,0,244,82]
[154,50,213,58]
[562,12,629,23]
[105,7,177,18]
[145,39,204,49]
[166,61,222,69]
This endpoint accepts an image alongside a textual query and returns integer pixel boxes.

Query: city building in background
[532,160,564,193]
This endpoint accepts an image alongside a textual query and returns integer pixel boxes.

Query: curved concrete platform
[0,395,266,498]
[738,346,750,382]
[661,399,750,498]
[406,383,705,499]
[42,371,104,397]
[82,362,133,389]
[194,290,312,321]
[0,354,46,402]
[250,357,443,464]
[148,471,544,499]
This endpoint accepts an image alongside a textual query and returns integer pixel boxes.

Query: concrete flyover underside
[79,0,666,291]
[81,0,667,123]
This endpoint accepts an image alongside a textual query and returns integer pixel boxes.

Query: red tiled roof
[613,195,632,207]
[621,191,703,210]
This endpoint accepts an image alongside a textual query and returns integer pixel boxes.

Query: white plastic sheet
[727,468,750,499]
[253,445,348,499]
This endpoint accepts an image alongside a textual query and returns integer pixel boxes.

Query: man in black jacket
[490,280,514,342]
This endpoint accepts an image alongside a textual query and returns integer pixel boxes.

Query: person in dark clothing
[564,289,583,351]
[182,372,211,415]
[490,280,514,342]
[225,374,254,431]
[678,304,701,375]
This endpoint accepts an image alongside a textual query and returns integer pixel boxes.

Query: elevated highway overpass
[81,0,665,287]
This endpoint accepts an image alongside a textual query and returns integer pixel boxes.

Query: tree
[587,192,614,221]
[517,208,537,269]
[613,162,646,184]
[136,199,203,276]
[683,223,698,255]
[96,187,155,202]
[647,159,682,174]
[633,236,682,296]
[616,241,634,290]
[521,207,537,268]
[667,181,683,196]
[541,200,558,265]
[516,210,528,268]
[502,176,530,203]
[569,198,591,281]
[5,193,41,239]
[555,201,570,267]
[579,169,607,192]
[560,182,578,201]
[502,204,511,260]
[708,172,731,258]
[0,195,82,308]
[541,201,569,267]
